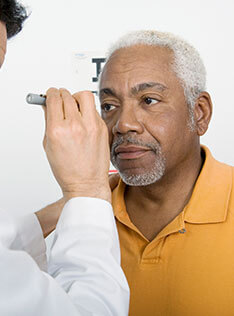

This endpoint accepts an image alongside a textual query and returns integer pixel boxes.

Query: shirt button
[179,228,186,234]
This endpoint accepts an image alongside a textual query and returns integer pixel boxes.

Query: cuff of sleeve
[57,197,114,231]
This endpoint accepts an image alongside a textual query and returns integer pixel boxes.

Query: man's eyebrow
[131,82,168,94]
[99,88,117,98]
[99,82,167,98]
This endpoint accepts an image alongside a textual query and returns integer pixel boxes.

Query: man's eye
[144,97,159,105]
[102,104,116,112]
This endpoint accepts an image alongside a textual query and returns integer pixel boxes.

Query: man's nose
[112,104,144,135]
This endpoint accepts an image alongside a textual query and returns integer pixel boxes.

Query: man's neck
[124,148,204,241]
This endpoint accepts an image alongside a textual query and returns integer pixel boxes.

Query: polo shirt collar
[112,180,141,234]
[112,146,232,227]
[184,146,232,224]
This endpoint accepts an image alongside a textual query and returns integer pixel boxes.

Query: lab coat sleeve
[0,198,129,316]
[0,208,47,271]
[48,197,129,316]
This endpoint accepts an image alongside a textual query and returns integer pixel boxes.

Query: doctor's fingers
[45,88,64,124]
[59,88,80,120]
[73,91,98,123]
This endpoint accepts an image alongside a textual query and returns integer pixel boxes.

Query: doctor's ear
[193,92,213,136]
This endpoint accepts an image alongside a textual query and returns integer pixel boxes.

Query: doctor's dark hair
[0,0,28,39]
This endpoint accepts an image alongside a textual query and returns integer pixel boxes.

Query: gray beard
[111,135,166,186]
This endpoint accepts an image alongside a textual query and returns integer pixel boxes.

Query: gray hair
[101,30,206,125]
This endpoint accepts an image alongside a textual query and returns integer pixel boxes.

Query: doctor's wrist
[63,184,112,204]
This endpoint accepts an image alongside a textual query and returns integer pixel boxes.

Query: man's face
[99,45,198,186]
[0,21,7,68]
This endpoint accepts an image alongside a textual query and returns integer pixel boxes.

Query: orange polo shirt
[112,146,234,316]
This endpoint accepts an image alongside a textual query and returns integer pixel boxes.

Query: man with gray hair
[98,30,234,315]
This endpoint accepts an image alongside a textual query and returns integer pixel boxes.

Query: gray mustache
[111,135,160,155]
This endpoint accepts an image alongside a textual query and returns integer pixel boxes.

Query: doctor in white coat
[0,1,129,315]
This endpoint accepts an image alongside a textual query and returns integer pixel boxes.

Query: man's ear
[194,91,213,136]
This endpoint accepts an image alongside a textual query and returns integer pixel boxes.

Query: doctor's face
[99,45,198,186]
[0,21,7,69]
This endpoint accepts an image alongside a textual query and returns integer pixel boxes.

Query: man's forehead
[106,44,172,67]
[99,45,174,93]
[101,45,173,80]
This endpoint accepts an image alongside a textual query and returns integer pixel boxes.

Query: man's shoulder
[202,146,233,175]
[199,146,234,216]
[215,159,234,215]
[211,154,234,183]
[210,154,234,195]
[214,158,234,174]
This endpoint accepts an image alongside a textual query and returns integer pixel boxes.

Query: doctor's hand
[43,88,111,203]
[35,173,120,238]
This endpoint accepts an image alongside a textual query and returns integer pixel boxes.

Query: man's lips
[115,145,151,159]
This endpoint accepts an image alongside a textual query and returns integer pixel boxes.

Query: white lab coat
[0,197,129,316]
